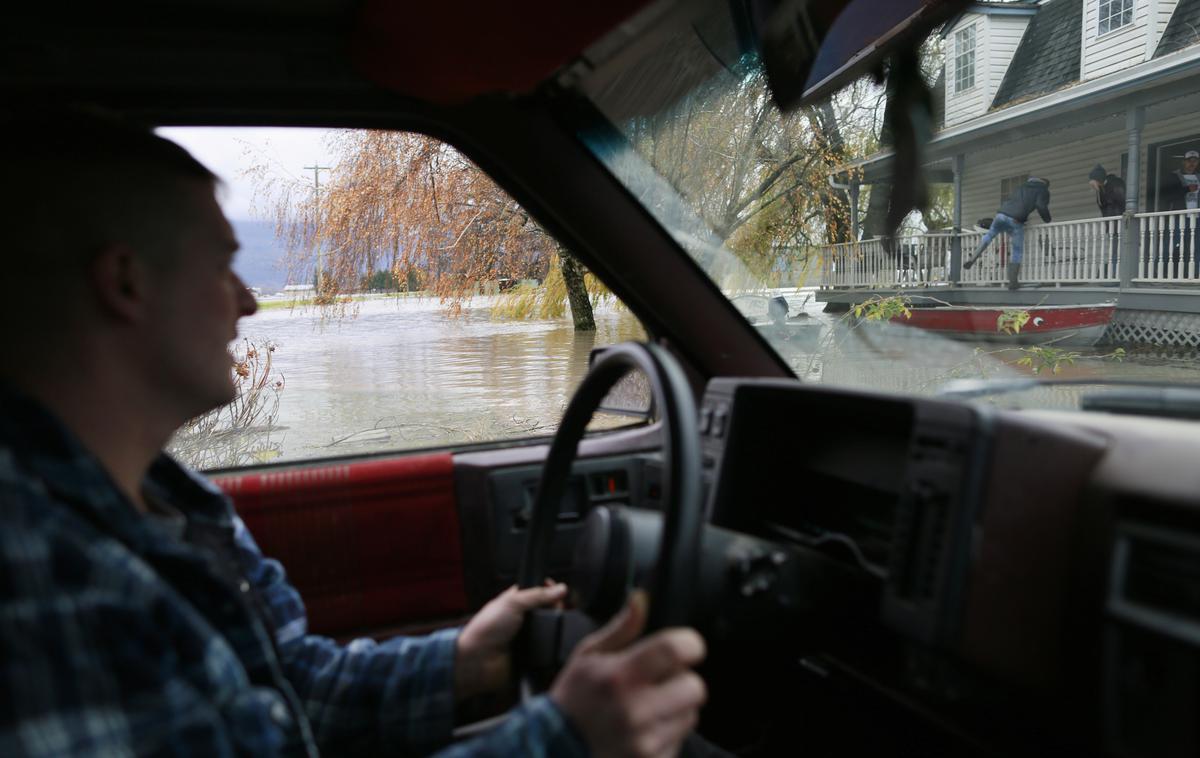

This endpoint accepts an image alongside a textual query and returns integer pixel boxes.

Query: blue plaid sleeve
[0,480,291,756]
[232,518,589,757]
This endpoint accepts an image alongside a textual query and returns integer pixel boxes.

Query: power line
[305,164,332,290]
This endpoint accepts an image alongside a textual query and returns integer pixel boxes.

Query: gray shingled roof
[991,0,1083,109]
[1156,0,1200,57]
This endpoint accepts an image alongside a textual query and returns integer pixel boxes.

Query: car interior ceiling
[6,1,1200,756]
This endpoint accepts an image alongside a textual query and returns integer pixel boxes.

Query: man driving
[0,112,707,757]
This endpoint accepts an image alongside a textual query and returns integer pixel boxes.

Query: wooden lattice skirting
[1104,309,1200,348]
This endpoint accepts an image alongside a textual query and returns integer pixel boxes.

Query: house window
[1098,0,1133,36]
[1000,174,1029,204]
[954,25,976,93]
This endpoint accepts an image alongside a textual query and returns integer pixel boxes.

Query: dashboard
[696,378,1200,757]
[462,376,1200,756]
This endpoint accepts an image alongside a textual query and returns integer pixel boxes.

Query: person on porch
[1089,164,1125,217]
[1089,164,1125,277]
[962,177,1052,290]
[1157,149,1200,278]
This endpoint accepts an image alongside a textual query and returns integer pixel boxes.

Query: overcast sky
[157,127,342,221]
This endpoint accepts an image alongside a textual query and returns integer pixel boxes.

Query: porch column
[1121,106,1145,287]
[850,180,861,240]
[950,153,965,283]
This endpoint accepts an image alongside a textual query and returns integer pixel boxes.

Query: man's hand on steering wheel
[550,591,708,758]
[454,581,568,704]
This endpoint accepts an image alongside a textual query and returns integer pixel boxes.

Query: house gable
[943,3,1038,127]
[1081,0,1182,80]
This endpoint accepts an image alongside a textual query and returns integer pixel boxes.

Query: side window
[159,127,645,469]
[953,24,976,94]
[1097,0,1134,36]
[1000,174,1029,204]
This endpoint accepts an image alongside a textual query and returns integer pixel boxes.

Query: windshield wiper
[937,377,1189,399]
[938,377,1200,420]
[1080,387,1200,420]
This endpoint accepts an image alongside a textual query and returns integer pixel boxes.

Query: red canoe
[890,303,1117,346]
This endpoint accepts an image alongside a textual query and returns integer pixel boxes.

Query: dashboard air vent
[1123,532,1200,623]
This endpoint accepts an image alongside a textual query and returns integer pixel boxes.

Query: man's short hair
[0,109,219,334]
[0,109,214,182]
[3,110,219,272]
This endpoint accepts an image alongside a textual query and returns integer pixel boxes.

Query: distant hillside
[231,218,290,293]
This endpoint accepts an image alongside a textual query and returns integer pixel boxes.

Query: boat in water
[755,319,825,349]
[734,293,827,349]
[889,302,1116,346]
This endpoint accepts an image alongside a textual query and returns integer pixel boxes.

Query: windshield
[581,4,1200,409]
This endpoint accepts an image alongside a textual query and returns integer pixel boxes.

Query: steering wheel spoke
[516,342,704,693]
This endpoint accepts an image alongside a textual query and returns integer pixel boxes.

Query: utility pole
[305,163,332,292]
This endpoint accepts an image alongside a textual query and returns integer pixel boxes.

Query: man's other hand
[550,591,707,758]
[454,582,567,702]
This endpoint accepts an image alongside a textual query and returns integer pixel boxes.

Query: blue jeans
[981,212,1025,263]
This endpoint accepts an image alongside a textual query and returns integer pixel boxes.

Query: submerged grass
[490,255,618,321]
[254,291,432,311]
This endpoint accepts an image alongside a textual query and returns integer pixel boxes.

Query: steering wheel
[517,341,704,671]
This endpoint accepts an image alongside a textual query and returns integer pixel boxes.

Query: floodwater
[180,290,1200,469]
[213,295,645,466]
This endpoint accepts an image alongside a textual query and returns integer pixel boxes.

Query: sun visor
[351,0,652,104]
[756,0,969,111]
[573,0,747,123]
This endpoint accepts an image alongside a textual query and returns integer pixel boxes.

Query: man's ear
[88,243,153,323]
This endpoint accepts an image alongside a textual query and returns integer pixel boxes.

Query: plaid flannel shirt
[0,386,586,757]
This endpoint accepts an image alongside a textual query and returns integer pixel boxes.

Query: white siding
[959,125,1127,228]
[1147,0,1181,57]
[1082,0,1152,79]
[956,107,1200,227]
[945,15,988,127]
[986,15,1032,107]
[944,12,1031,127]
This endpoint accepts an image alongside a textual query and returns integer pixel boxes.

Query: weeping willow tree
[617,63,890,289]
[251,131,599,330]
[252,59,923,324]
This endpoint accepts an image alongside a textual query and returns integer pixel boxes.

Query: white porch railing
[819,234,952,288]
[1021,216,1122,284]
[1135,209,1200,282]
[820,216,1122,288]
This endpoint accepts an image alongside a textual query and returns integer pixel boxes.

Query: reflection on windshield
[582,127,768,294]
[582,9,1200,410]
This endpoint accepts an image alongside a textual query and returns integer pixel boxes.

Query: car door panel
[214,424,663,640]
[214,453,468,639]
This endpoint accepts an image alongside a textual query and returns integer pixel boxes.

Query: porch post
[1121,106,1145,287]
[950,153,965,283]
[850,180,861,240]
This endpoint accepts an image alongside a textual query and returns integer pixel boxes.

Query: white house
[825,0,1200,345]
[936,0,1200,225]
